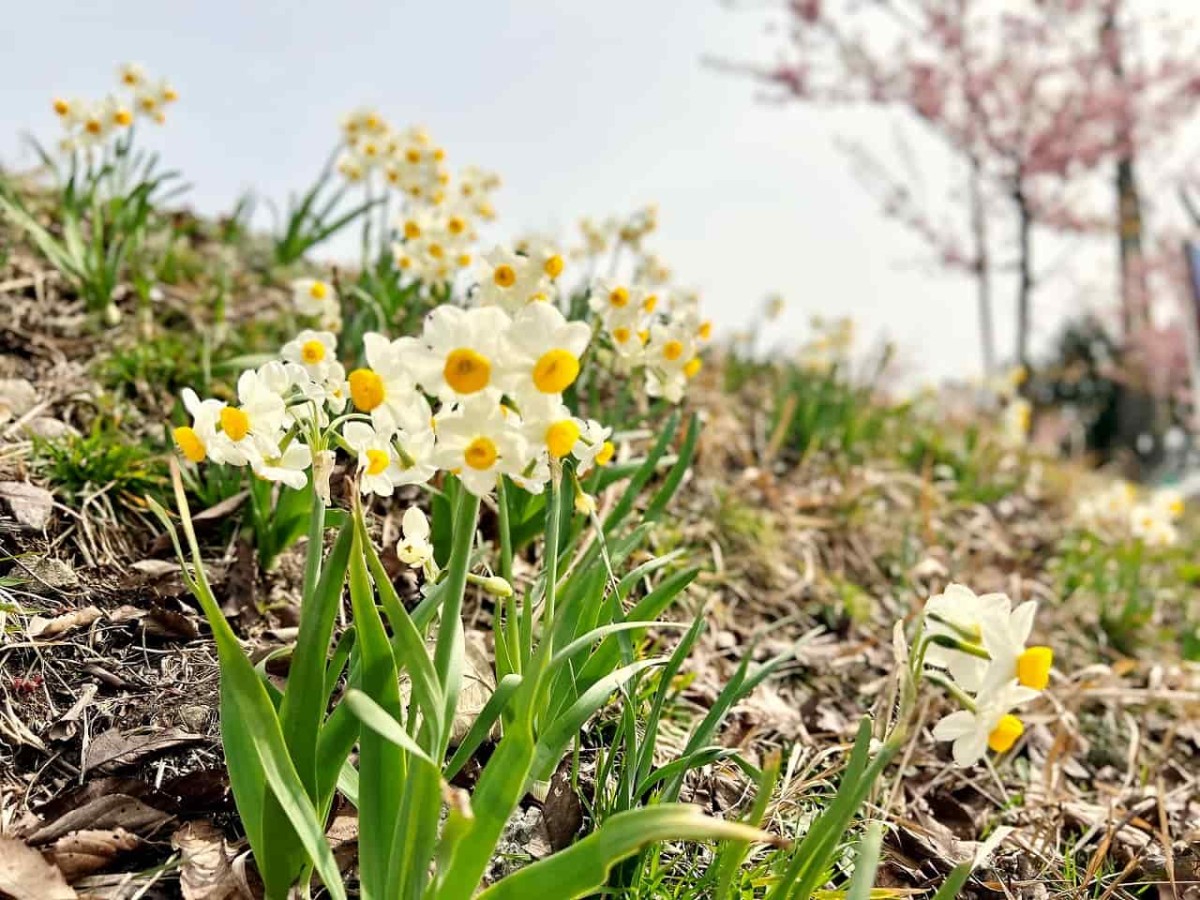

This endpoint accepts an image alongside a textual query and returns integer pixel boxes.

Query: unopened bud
[480,575,513,598]
[574,490,597,517]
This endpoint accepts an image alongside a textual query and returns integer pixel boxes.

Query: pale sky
[0,0,1097,381]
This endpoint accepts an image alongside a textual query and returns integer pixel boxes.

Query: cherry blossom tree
[722,0,1200,375]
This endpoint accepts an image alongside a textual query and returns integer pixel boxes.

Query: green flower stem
[922,633,990,660]
[926,672,977,712]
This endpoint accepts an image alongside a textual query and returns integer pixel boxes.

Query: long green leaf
[347,520,405,897]
[476,806,775,900]
[532,658,665,779]
[147,491,346,900]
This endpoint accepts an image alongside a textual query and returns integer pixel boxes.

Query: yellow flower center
[300,340,326,365]
[663,340,685,362]
[309,281,329,300]
[405,148,421,164]
[163,87,179,102]
[642,294,658,313]
[365,448,391,476]
[609,287,629,308]
[987,714,1024,754]
[543,254,564,279]
[684,357,702,379]
[612,326,631,345]
[114,108,133,127]
[428,243,445,260]
[220,407,250,442]
[457,253,472,268]
[53,98,70,116]
[545,419,581,458]
[1169,498,1184,518]
[444,348,491,394]
[349,368,386,411]
[404,220,421,240]
[140,96,158,113]
[447,215,466,236]
[532,349,580,394]
[698,321,713,341]
[433,147,446,161]
[1016,646,1053,690]
[122,71,138,86]
[85,118,103,135]
[595,440,615,466]
[173,426,206,463]
[464,436,498,470]
[493,264,517,288]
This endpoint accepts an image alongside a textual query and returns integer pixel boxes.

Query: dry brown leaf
[84,727,205,774]
[48,828,139,881]
[27,606,102,640]
[0,836,76,899]
[172,821,247,900]
[27,794,173,845]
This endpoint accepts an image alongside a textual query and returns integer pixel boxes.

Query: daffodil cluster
[919,583,1053,767]
[174,301,614,500]
[333,111,500,284]
[586,280,708,402]
[1075,481,1183,548]
[52,62,178,153]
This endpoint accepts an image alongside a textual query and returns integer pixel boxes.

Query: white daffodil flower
[500,302,591,405]
[432,396,526,497]
[588,278,640,327]
[456,165,501,220]
[206,369,288,467]
[292,278,339,320]
[932,681,1040,767]
[347,333,417,431]
[282,330,339,382]
[921,583,1008,691]
[1130,502,1178,548]
[342,421,407,497]
[337,151,367,185]
[474,247,547,312]
[402,305,510,404]
[117,62,147,89]
[253,443,313,491]
[396,507,434,569]
[977,600,1053,696]
[173,388,224,464]
[392,424,439,488]
[573,419,615,475]
[1151,488,1185,521]
[644,319,699,404]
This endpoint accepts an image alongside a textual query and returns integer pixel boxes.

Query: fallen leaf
[542,761,582,852]
[172,821,248,900]
[27,794,173,845]
[47,683,98,742]
[144,605,199,641]
[27,606,102,640]
[0,836,76,899]
[48,828,139,881]
[84,727,205,774]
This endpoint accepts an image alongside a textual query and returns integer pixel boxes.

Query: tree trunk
[1116,157,1147,336]
[1103,11,1148,338]
[969,161,996,375]
[1014,186,1034,369]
